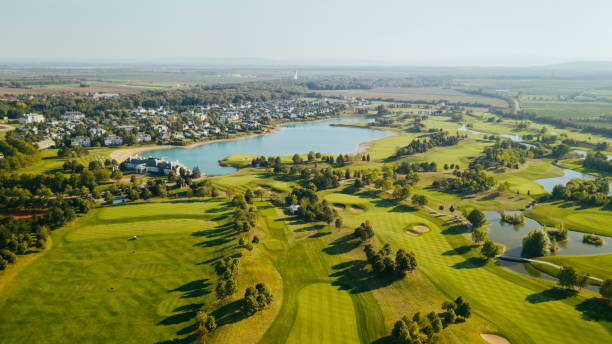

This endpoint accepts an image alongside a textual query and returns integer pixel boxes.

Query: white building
[61,111,85,121]
[136,132,152,143]
[71,136,91,147]
[104,135,123,146]
[89,128,106,136]
[18,113,44,124]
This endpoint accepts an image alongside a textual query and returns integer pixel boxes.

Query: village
[10,98,347,150]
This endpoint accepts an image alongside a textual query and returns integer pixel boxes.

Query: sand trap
[480,334,510,344]
[412,225,430,233]
[350,206,364,213]
[406,231,418,236]
[333,203,346,211]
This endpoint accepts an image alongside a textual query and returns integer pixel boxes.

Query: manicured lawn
[0,200,282,344]
[527,201,612,237]
[538,254,612,282]
[285,283,360,344]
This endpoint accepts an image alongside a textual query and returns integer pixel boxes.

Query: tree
[467,209,487,228]
[557,266,580,289]
[471,228,488,244]
[292,153,303,164]
[521,229,552,258]
[335,218,342,228]
[254,188,264,201]
[481,240,502,260]
[454,296,471,319]
[411,194,428,207]
[111,169,123,180]
[354,221,374,242]
[395,249,417,272]
[392,185,411,200]
[600,279,612,300]
[192,166,201,178]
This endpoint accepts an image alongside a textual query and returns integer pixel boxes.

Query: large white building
[104,135,123,146]
[71,136,91,147]
[18,113,45,124]
[61,111,85,121]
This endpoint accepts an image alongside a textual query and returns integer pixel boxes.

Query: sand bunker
[350,206,364,213]
[480,334,510,344]
[406,231,418,236]
[333,203,346,211]
[412,225,430,233]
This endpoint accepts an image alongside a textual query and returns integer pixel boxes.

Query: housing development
[1,2,612,344]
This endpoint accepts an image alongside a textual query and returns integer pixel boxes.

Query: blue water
[145,118,388,175]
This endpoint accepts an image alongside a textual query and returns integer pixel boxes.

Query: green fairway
[286,283,360,344]
[538,254,612,282]
[527,201,612,236]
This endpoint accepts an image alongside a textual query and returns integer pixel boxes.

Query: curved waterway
[145,117,389,175]
[484,210,612,287]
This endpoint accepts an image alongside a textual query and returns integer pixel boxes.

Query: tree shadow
[329,259,402,294]
[442,244,476,256]
[323,233,361,255]
[451,257,487,269]
[169,279,211,298]
[441,224,468,235]
[211,299,248,326]
[525,288,578,304]
[371,336,393,344]
[575,297,612,321]
[390,204,417,212]
[155,333,198,344]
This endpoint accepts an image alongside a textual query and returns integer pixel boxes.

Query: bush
[521,229,552,258]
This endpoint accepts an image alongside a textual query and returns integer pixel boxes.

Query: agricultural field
[319,87,509,108]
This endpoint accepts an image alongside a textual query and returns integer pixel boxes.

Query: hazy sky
[2,0,612,66]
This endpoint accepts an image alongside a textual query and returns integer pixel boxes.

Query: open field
[521,99,612,120]
[526,201,612,237]
[319,87,509,107]
[537,254,612,282]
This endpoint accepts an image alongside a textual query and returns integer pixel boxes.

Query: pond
[484,210,612,287]
[534,150,612,195]
[145,117,390,175]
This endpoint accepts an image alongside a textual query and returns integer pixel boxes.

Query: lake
[144,117,389,175]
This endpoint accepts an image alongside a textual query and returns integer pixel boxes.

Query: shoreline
[110,115,385,163]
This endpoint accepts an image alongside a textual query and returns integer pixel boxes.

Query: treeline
[470,139,530,169]
[583,151,612,173]
[434,168,496,193]
[0,197,91,269]
[0,136,41,170]
[551,178,610,205]
[395,131,464,157]
[0,82,303,119]
[492,108,612,139]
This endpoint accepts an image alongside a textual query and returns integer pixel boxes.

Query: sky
[2,0,612,66]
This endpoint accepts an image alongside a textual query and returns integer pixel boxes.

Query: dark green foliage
[600,279,612,299]
[0,136,41,170]
[395,131,463,157]
[481,240,502,260]
[551,178,609,206]
[467,209,487,228]
[521,229,552,258]
[471,139,530,169]
[583,233,604,246]
[242,283,273,316]
[583,151,612,173]
[438,168,496,193]
[557,266,587,290]
[354,221,374,242]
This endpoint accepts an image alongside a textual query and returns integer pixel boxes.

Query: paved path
[498,256,603,282]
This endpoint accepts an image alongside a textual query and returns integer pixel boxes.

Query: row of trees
[583,151,612,173]
[395,131,464,157]
[391,297,471,344]
[434,168,496,193]
[550,178,609,206]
